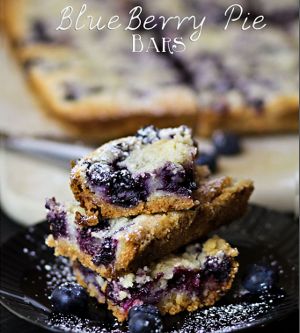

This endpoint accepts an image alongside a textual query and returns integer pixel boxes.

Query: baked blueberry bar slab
[72,235,239,322]
[4,0,198,142]
[180,26,299,136]
[70,126,199,218]
[46,171,253,278]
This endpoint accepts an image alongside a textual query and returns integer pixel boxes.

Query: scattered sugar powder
[45,257,76,291]
[171,301,271,333]
[19,228,290,333]
[47,313,123,333]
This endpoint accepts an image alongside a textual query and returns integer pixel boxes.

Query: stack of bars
[46,126,254,321]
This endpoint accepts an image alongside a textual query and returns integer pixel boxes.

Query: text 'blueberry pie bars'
[70,126,200,218]
[72,236,239,322]
[4,0,298,139]
[4,0,198,142]
[46,125,253,321]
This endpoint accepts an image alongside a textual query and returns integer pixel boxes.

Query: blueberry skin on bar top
[32,20,54,43]
[157,162,196,196]
[202,255,232,282]
[86,164,150,208]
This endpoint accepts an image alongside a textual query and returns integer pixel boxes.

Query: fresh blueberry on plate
[128,305,162,333]
[212,131,241,156]
[50,282,88,313]
[128,311,163,333]
[129,304,160,319]
[243,264,278,294]
[196,151,218,173]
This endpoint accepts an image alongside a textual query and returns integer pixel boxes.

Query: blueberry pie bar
[70,126,199,218]
[180,26,298,136]
[72,235,239,321]
[46,172,253,278]
[4,0,197,142]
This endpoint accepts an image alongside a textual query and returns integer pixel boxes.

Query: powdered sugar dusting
[48,313,123,333]
[170,300,273,333]
[45,256,76,291]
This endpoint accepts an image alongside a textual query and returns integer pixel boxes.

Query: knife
[1,134,93,163]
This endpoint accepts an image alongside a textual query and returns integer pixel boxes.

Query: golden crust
[158,261,239,316]
[197,93,299,137]
[73,261,239,322]
[70,172,196,218]
[46,176,253,278]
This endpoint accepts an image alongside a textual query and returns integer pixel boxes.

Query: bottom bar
[72,236,239,322]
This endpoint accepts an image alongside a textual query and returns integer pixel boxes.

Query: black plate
[0,205,298,333]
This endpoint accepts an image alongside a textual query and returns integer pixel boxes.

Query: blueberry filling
[202,255,232,282]
[77,228,118,267]
[86,164,150,207]
[32,20,53,43]
[76,254,233,312]
[106,274,164,310]
[64,82,83,101]
[247,97,265,113]
[22,58,42,71]
[64,83,105,101]
[77,228,102,257]
[45,198,67,239]
[158,162,196,196]
[168,268,201,291]
[92,238,118,266]
[86,161,196,207]
[129,88,151,98]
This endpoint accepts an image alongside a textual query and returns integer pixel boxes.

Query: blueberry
[243,264,278,294]
[128,312,163,333]
[196,151,218,173]
[202,256,232,282]
[136,125,160,144]
[159,163,196,195]
[212,131,241,156]
[32,20,53,43]
[248,97,264,111]
[50,282,88,313]
[64,82,82,101]
[92,238,117,266]
[129,304,160,319]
